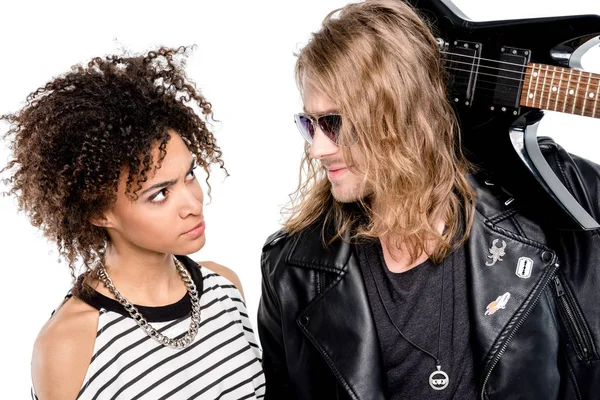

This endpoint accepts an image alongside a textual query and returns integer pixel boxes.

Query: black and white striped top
[31,256,265,399]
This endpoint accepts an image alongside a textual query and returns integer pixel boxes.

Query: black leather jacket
[257,140,600,400]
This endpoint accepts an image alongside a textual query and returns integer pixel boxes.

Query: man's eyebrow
[302,107,340,115]
[140,160,195,196]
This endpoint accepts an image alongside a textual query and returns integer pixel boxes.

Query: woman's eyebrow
[140,160,195,195]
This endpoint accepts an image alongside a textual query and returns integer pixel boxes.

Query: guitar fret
[564,70,573,113]
[555,67,564,111]
[582,71,592,116]
[532,65,541,108]
[593,74,599,118]
[541,65,549,110]
[573,70,582,114]
[524,64,534,107]
[547,65,556,110]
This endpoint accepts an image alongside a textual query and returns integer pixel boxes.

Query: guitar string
[445,78,599,107]
[444,67,600,104]
[448,79,594,98]
[444,62,600,89]
[448,93,598,113]
[439,51,600,88]
[445,63,600,91]
[435,74,599,113]
[445,66,600,91]
[446,73,600,105]
[444,58,530,76]
[440,50,554,68]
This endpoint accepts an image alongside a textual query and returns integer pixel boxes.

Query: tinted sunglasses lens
[318,115,342,143]
[295,114,314,143]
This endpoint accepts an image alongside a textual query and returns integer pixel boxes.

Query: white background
[1,0,600,395]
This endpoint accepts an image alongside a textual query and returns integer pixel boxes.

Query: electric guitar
[407,0,600,230]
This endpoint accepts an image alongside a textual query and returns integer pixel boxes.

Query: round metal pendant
[429,366,449,390]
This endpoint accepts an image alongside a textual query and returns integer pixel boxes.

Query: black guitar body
[406,0,600,229]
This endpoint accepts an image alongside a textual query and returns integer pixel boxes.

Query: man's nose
[309,127,339,159]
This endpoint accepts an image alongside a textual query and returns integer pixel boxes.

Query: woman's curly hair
[1,46,225,281]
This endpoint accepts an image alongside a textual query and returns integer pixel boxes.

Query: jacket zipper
[553,274,598,361]
[480,261,560,400]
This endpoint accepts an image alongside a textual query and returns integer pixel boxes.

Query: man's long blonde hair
[284,0,476,263]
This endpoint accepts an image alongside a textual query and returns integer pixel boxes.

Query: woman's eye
[186,166,197,181]
[150,189,168,203]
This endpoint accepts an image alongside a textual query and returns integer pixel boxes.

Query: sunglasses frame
[294,112,356,146]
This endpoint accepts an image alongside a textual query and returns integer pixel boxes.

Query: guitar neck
[520,63,600,118]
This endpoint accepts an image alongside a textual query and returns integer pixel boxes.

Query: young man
[258,1,600,399]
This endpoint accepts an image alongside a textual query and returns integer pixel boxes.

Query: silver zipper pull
[554,276,565,297]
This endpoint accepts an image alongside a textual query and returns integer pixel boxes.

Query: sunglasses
[294,113,352,145]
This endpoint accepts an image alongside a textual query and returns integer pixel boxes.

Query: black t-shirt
[356,240,478,400]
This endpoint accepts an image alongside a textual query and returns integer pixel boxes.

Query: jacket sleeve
[257,248,296,399]
[540,136,600,222]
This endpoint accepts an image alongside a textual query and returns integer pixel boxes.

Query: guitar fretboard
[520,63,600,118]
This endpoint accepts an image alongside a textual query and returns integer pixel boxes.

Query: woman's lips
[184,221,205,238]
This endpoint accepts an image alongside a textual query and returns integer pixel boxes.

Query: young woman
[1,47,265,399]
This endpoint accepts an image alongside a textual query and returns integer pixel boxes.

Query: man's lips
[322,163,347,171]
[327,167,348,179]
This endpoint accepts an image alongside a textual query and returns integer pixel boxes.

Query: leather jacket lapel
[288,231,386,400]
[467,212,558,370]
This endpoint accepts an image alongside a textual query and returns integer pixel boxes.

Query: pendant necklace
[368,249,449,391]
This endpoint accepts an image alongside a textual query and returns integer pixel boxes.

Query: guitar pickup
[445,40,482,106]
[493,46,531,110]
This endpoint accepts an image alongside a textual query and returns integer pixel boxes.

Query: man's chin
[331,188,360,203]
[331,185,373,204]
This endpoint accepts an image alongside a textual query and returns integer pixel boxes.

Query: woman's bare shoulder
[197,261,245,300]
[31,296,99,400]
